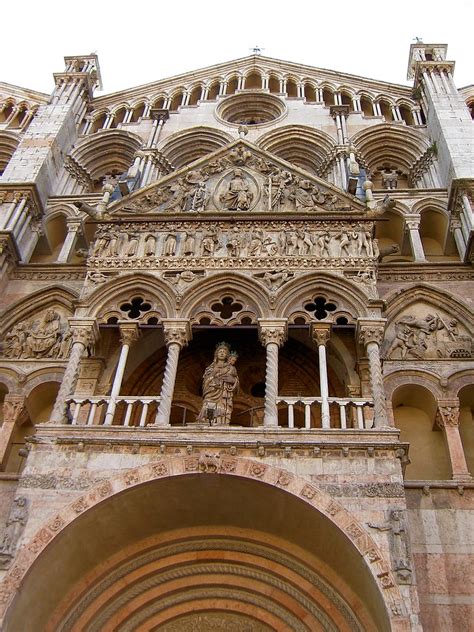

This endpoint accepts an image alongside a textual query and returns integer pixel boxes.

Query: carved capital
[3,395,26,424]
[405,215,421,231]
[310,323,331,347]
[69,318,99,348]
[258,319,287,347]
[162,319,192,348]
[118,321,140,347]
[436,401,460,428]
[357,319,386,347]
[329,105,350,119]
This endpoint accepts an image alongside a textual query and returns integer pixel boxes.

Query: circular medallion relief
[216,93,286,127]
[214,168,260,212]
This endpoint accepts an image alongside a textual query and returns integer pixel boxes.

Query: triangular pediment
[110,139,366,217]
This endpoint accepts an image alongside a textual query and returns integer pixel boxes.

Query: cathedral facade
[0,42,472,631]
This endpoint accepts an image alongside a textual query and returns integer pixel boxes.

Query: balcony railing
[277,397,374,429]
[66,395,374,429]
[66,396,161,427]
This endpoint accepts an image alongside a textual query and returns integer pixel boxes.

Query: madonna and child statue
[197,342,239,425]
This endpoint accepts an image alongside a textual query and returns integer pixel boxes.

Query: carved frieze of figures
[1,309,72,360]
[118,146,359,215]
[89,220,377,266]
[385,310,472,360]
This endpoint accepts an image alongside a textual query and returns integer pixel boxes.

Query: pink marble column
[436,400,472,481]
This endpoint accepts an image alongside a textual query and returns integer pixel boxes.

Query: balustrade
[277,397,374,429]
[66,394,373,430]
[66,396,161,427]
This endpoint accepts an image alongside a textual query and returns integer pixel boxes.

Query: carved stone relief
[0,498,29,569]
[88,220,378,276]
[1,310,72,359]
[384,307,472,360]
[117,146,360,216]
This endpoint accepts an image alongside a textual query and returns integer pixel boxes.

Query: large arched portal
[4,471,394,631]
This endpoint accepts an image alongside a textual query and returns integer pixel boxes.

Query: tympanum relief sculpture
[385,308,472,360]
[1,310,72,359]
[197,342,239,425]
[116,144,359,216]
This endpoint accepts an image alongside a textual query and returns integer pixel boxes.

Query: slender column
[57,220,82,263]
[357,320,388,427]
[405,216,427,262]
[450,218,466,259]
[104,322,140,425]
[49,319,98,424]
[0,395,25,471]
[461,194,474,230]
[311,324,331,428]
[436,401,472,481]
[258,320,287,427]
[155,319,192,425]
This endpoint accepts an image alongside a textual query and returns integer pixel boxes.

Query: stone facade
[0,44,472,631]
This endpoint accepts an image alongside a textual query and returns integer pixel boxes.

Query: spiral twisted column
[155,319,192,426]
[49,319,99,424]
[258,319,287,427]
[357,319,388,428]
[104,322,140,425]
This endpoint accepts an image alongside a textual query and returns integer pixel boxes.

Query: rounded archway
[3,466,397,631]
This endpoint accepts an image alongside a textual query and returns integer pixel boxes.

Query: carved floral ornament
[112,142,363,216]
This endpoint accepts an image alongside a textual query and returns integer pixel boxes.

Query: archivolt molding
[257,125,336,175]
[76,272,176,320]
[0,369,21,394]
[273,272,373,320]
[350,123,430,175]
[179,272,270,320]
[411,196,449,216]
[0,130,19,170]
[0,286,78,339]
[383,283,474,333]
[0,456,406,627]
[70,129,143,180]
[158,126,234,170]
[445,370,474,398]
[384,369,445,401]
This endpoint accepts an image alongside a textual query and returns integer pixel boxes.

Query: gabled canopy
[109,139,366,217]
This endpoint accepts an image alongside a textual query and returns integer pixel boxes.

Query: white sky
[2,0,472,96]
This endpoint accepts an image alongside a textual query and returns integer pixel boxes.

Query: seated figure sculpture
[197,342,239,425]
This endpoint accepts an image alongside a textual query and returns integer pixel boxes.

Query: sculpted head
[214,342,231,361]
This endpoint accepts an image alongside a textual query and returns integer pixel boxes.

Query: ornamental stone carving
[0,498,28,569]
[87,220,378,280]
[385,310,471,360]
[196,342,239,425]
[114,142,363,216]
[1,310,72,359]
[358,324,385,347]
[436,404,460,428]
